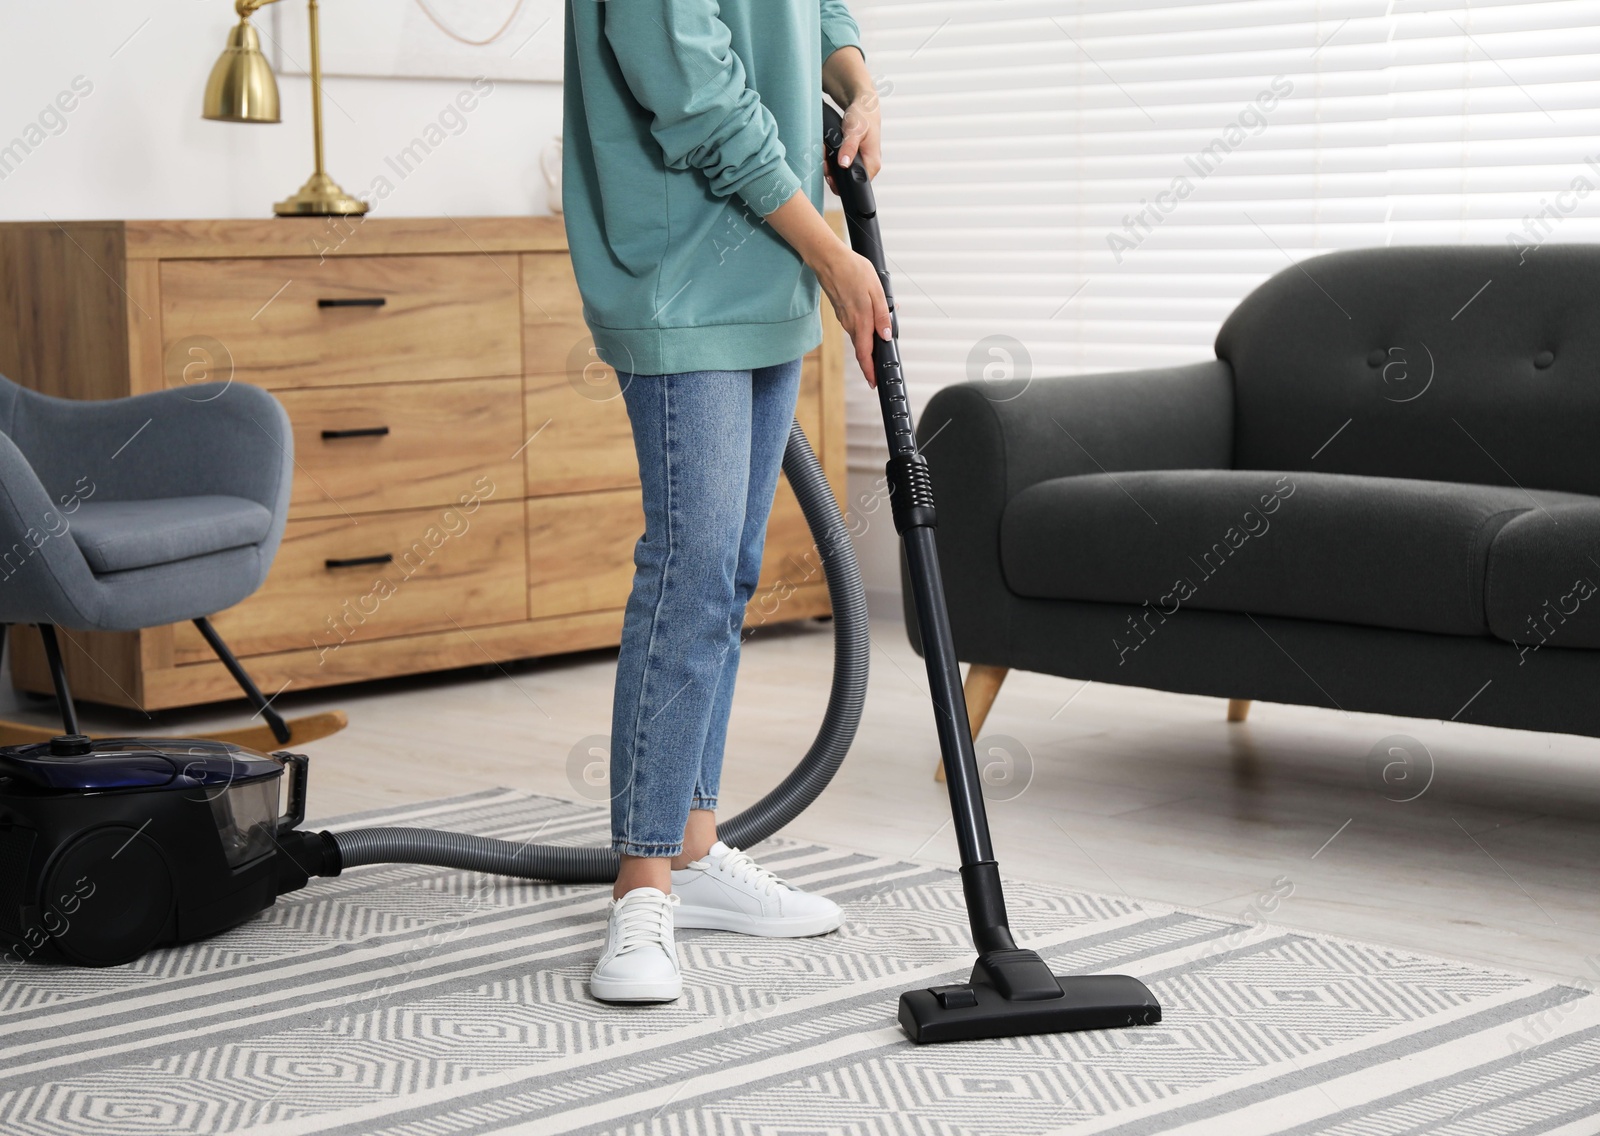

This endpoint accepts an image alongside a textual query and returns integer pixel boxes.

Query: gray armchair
[908,245,1600,759]
[0,375,299,741]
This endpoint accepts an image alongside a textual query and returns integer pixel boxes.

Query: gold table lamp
[203,0,367,216]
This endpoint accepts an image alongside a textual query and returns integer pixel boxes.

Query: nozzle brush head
[898,969,1160,1044]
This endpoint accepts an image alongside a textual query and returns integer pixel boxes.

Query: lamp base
[274,171,368,217]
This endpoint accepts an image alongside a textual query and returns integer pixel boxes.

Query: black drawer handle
[321,426,391,440]
[317,297,386,309]
[324,554,394,570]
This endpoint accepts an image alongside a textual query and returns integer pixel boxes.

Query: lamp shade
[203,20,281,124]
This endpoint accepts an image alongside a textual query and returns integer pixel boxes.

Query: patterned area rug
[2,789,1597,1135]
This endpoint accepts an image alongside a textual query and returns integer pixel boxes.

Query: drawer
[527,489,642,618]
[278,378,526,516]
[173,498,527,661]
[521,252,591,377]
[523,372,637,495]
[522,348,826,498]
[522,478,825,625]
[161,254,522,389]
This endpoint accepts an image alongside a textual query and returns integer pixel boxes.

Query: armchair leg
[192,616,291,745]
[934,664,1010,782]
[1227,699,1252,723]
[36,624,81,736]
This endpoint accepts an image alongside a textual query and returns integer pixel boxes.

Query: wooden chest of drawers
[0,217,846,711]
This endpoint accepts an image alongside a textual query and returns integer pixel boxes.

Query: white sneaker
[671,841,844,937]
[589,887,682,1003]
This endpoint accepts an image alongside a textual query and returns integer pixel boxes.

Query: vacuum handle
[823,105,916,464]
[822,104,887,280]
[823,104,1006,935]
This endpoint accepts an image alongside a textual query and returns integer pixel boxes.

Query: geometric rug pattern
[2,789,1596,1135]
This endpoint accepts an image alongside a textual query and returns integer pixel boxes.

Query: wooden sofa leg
[1227,699,1253,723]
[934,664,1011,782]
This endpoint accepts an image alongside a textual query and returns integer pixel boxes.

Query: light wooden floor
[13,615,1600,986]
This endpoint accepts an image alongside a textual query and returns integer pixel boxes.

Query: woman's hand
[822,46,881,196]
[818,45,889,383]
[762,46,890,387]
[815,244,892,387]
[764,190,891,387]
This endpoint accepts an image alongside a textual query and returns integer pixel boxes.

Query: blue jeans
[610,359,803,857]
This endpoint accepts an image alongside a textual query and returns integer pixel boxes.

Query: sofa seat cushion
[1000,469,1591,637]
[71,496,273,574]
[1485,502,1600,650]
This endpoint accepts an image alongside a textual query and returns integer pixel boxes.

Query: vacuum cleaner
[0,420,867,970]
[821,104,1160,1042]
[0,104,1160,1047]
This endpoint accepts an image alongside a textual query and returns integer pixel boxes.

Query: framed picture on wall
[270,0,563,83]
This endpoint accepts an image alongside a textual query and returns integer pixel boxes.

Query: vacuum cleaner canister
[0,735,327,967]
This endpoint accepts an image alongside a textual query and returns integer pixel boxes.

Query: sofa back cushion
[1216,244,1600,496]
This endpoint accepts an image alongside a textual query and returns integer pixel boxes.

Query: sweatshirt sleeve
[601,1,802,218]
[820,0,863,63]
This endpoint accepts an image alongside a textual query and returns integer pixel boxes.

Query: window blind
[847,0,1600,467]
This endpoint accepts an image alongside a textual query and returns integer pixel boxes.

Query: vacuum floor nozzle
[898,951,1161,1044]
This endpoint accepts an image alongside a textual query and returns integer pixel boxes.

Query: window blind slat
[848,0,1600,467]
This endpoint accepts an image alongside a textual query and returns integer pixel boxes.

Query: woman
[562,0,888,1002]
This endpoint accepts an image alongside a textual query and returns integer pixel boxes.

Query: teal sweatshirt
[561,0,862,375]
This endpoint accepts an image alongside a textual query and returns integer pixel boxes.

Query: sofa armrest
[902,360,1235,662]
[939,361,1237,498]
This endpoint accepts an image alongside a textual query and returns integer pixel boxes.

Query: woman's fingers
[828,95,882,184]
[840,97,882,178]
[836,133,860,170]
[855,263,892,387]
[817,248,891,388]
[836,107,870,169]
[855,324,876,387]
[853,103,882,179]
[828,294,876,386]
[859,126,883,180]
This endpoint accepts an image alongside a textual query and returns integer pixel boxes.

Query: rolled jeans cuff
[613,839,683,859]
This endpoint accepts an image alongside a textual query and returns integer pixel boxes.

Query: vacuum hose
[325,421,868,883]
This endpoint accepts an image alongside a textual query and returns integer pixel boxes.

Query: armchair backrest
[0,375,70,502]
[1215,244,1600,496]
[0,373,290,511]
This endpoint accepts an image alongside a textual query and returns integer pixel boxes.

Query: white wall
[0,1,563,222]
[0,2,908,611]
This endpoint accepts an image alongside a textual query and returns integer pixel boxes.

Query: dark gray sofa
[905,245,1600,742]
